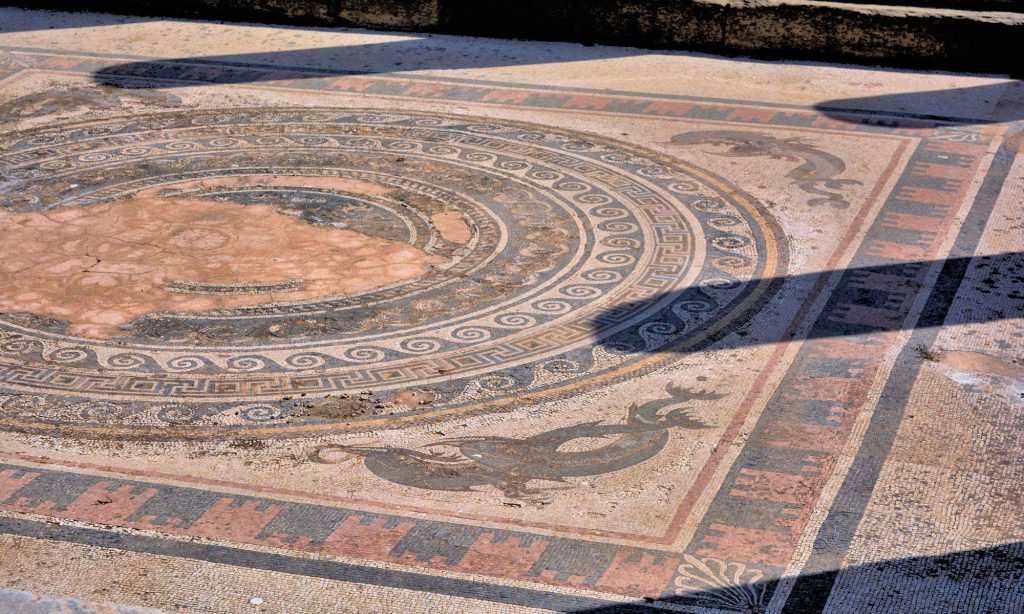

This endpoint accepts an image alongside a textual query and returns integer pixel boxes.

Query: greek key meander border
[0,45,1007,605]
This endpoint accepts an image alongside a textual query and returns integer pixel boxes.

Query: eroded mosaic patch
[0,191,443,338]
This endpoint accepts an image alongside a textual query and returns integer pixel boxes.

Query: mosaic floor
[0,7,1022,613]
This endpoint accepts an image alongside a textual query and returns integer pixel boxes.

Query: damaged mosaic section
[0,189,445,338]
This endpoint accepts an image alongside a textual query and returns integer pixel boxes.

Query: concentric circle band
[0,107,786,437]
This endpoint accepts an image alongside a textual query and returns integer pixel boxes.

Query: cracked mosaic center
[0,108,784,436]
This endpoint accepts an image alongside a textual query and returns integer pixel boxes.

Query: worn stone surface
[0,8,1021,613]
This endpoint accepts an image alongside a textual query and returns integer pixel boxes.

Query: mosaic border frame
[0,46,1014,611]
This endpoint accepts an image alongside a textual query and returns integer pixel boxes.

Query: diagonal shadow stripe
[89,39,642,85]
[590,251,1024,357]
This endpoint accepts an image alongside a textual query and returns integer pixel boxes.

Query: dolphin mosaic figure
[310,384,722,498]
[670,130,861,208]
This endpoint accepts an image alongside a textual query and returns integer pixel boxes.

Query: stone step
[4,0,1022,74]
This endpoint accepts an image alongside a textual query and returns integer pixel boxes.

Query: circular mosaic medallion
[0,108,785,437]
